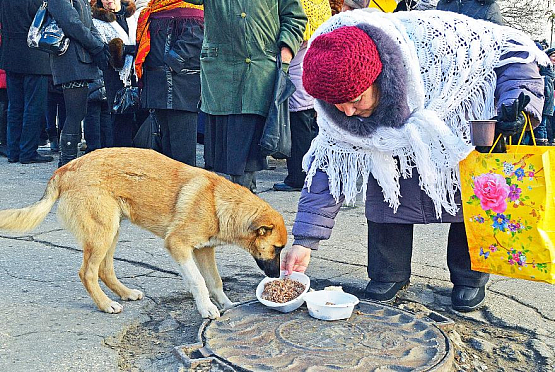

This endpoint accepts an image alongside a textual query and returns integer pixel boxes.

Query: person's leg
[156,109,171,155]
[546,115,555,144]
[99,100,113,148]
[6,72,24,162]
[532,116,548,145]
[166,110,197,166]
[365,221,413,301]
[60,85,89,167]
[112,113,136,147]
[0,88,8,156]
[447,222,489,311]
[275,109,315,191]
[46,91,60,151]
[83,100,102,153]
[19,74,49,163]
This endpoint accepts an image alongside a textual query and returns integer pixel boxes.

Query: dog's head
[247,208,287,278]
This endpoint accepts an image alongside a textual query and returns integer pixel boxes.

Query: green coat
[186,0,307,116]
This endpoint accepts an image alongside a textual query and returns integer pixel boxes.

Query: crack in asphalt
[0,234,180,277]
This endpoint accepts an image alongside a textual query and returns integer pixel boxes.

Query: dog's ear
[256,225,274,236]
[250,221,274,236]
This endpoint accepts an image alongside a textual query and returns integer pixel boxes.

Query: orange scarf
[135,0,203,79]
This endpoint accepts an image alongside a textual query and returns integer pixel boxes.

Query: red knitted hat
[303,26,383,104]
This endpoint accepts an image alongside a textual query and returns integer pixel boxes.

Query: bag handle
[487,111,534,154]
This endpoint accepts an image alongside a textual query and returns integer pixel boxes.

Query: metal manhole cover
[177,300,453,371]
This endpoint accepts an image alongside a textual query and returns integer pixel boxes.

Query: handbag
[88,78,107,102]
[259,55,296,159]
[133,110,162,152]
[113,82,140,114]
[459,118,555,284]
[27,1,71,56]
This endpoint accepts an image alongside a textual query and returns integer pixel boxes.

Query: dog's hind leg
[193,247,236,310]
[59,191,124,314]
[165,236,220,319]
[99,230,144,302]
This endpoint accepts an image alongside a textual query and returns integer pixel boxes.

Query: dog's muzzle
[255,248,283,278]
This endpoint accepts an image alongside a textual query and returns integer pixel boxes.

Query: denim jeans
[84,99,112,152]
[6,72,48,161]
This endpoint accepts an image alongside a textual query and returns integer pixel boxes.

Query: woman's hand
[281,245,311,275]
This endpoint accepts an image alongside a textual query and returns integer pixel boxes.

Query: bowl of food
[256,271,310,313]
[303,290,359,321]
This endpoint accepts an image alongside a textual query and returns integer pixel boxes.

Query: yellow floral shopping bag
[459,145,555,283]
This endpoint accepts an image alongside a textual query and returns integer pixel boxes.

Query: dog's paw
[102,301,123,314]
[199,302,220,319]
[121,289,144,301]
[222,301,240,311]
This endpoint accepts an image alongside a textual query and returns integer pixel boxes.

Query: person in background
[135,0,203,166]
[83,71,112,152]
[45,77,65,153]
[92,0,143,147]
[341,0,369,11]
[273,0,332,192]
[546,48,555,146]
[0,68,6,157]
[0,0,53,164]
[49,0,110,167]
[282,10,545,312]
[185,0,307,192]
[394,0,437,11]
[436,0,503,25]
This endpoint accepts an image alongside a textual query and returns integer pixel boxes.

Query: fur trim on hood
[316,23,411,138]
[91,0,136,23]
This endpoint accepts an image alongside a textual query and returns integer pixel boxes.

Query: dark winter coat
[48,0,104,85]
[140,8,203,112]
[185,0,307,116]
[0,0,51,75]
[291,23,544,249]
[436,0,504,25]
[91,0,138,108]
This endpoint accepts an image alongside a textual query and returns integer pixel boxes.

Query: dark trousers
[112,110,148,147]
[204,114,267,176]
[284,109,318,188]
[156,109,198,166]
[84,99,112,152]
[0,88,7,147]
[46,91,65,142]
[547,115,555,143]
[367,221,489,287]
[6,72,48,161]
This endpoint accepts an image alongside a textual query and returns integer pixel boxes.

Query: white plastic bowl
[256,271,310,313]
[303,290,360,321]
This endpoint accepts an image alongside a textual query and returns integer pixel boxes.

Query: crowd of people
[0,0,552,313]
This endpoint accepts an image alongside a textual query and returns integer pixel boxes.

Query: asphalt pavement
[0,146,553,371]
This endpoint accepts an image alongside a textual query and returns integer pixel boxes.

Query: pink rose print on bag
[473,173,510,213]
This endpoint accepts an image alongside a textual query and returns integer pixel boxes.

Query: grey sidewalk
[0,147,553,371]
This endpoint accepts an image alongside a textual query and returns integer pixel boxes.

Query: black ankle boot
[451,285,486,312]
[58,133,80,167]
[364,279,410,302]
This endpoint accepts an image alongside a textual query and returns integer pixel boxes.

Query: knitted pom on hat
[303,26,383,104]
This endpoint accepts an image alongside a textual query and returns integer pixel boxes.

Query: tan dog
[0,148,287,319]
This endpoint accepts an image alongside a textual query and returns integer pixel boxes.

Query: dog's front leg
[193,247,237,310]
[176,258,221,319]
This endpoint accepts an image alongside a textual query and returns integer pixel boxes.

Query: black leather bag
[27,1,71,56]
[113,85,140,114]
[259,55,296,159]
[133,110,162,152]
[88,78,107,102]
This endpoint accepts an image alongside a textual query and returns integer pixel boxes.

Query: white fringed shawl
[303,10,550,218]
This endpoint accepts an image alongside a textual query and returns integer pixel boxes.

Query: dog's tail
[0,174,61,232]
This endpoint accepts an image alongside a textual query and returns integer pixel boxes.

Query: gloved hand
[92,44,111,71]
[488,92,531,153]
[495,92,531,137]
